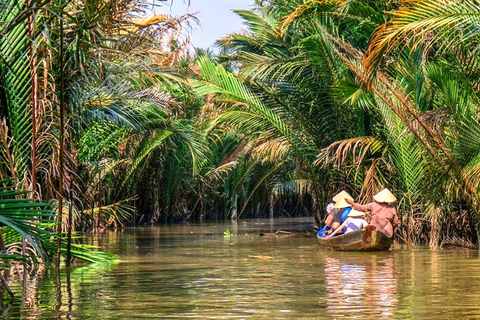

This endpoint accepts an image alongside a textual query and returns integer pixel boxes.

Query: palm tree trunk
[231,193,237,220]
[56,5,65,267]
[269,194,274,220]
[66,177,73,267]
[0,271,14,300]
[27,0,38,192]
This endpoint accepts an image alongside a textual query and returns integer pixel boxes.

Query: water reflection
[324,254,398,319]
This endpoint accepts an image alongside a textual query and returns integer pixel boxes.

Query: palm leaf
[194,57,293,138]
[364,0,480,79]
[123,129,174,184]
[238,161,284,217]
[0,179,54,260]
[0,0,32,181]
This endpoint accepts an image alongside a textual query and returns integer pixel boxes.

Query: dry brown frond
[0,118,17,180]
[314,136,382,168]
[328,35,451,167]
[441,237,477,249]
[132,14,169,29]
[398,107,450,139]
[358,161,380,203]
[219,140,251,166]
[363,0,463,84]
[277,0,338,36]
[272,179,312,198]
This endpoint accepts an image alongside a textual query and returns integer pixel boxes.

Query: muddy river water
[2,218,480,319]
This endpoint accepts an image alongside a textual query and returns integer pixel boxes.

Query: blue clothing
[317,208,352,238]
[341,207,352,222]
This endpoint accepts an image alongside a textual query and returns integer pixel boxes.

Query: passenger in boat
[321,191,354,236]
[321,197,353,237]
[326,209,367,238]
[344,188,400,238]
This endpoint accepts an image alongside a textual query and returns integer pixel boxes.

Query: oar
[395,231,415,248]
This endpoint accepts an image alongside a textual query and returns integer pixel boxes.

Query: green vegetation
[197,0,480,248]
[2,0,480,278]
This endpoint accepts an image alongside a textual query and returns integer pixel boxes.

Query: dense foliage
[199,0,480,248]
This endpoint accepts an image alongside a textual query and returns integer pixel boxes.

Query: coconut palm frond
[78,122,128,162]
[193,56,295,143]
[391,134,426,203]
[454,117,480,196]
[233,9,281,42]
[278,0,333,35]
[364,0,480,80]
[271,179,312,198]
[239,52,306,83]
[81,197,137,228]
[123,129,174,184]
[230,156,261,191]
[59,243,118,263]
[358,160,381,203]
[239,161,284,217]
[0,0,34,182]
[200,161,238,187]
[0,179,54,261]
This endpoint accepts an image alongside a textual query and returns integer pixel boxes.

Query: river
[1,217,480,319]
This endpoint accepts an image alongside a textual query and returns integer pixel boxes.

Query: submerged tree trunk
[151,189,161,224]
[231,193,237,220]
[269,194,274,220]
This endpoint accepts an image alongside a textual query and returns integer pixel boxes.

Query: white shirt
[342,217,368,233]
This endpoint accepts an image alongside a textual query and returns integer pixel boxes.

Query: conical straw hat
[332,190,354,203]
[333,197,352,209]
[348,209,365,217]
[373,188,397,203]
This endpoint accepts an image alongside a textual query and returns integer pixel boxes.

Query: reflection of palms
[325,258,366,317]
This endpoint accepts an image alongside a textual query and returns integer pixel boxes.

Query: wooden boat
[317,225,392,251]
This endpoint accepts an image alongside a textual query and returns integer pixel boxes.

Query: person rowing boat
[345,188,399,238]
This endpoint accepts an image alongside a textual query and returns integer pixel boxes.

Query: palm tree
[359,0,480,245]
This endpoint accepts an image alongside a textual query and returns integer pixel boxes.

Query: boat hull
[317,225,392,251]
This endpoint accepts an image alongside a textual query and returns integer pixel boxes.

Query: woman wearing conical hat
[319,191,353,237]
[325,191,353,230]
[345,188,400,238]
